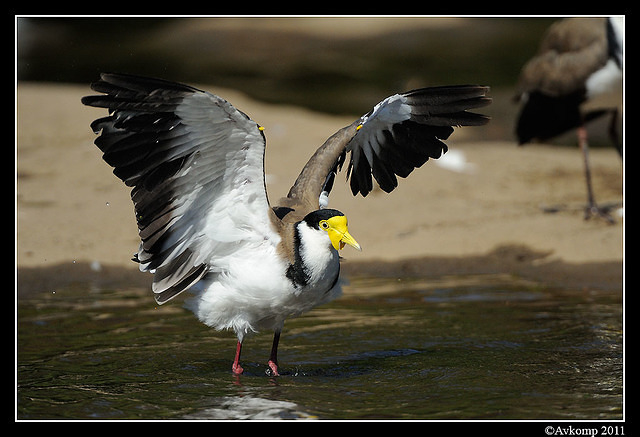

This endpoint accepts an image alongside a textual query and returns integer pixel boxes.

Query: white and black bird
[82,73,490,376]
[514,17,623,222]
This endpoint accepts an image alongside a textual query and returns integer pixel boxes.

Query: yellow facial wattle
[321,215,361,252]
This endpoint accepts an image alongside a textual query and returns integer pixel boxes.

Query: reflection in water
[183,396,317,420]
[17,273,622,420]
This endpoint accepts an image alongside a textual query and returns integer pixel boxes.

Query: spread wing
[286,85,491,207]
[82,73,280,304]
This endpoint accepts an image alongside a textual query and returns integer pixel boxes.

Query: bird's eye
[320,220,330,230]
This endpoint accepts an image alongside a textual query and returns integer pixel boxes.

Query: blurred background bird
[513,17,623,223]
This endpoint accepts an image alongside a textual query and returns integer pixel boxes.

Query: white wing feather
[83,74,280,303]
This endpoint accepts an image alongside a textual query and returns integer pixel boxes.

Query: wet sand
[16,82,623,295]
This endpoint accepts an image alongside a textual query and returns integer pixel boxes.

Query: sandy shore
[16,82,623,293]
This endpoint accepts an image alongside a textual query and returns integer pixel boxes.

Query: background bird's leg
[578,126,596,210]
[232,340,244,375]
[267,330,281,376]
[578,126,615,223]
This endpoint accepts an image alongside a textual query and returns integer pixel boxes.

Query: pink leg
[267,361,279,377]
[267,330,281,377]
[232,340,244,375]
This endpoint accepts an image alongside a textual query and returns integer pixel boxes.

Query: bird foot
[266,360,280,377]
[584,204,616,224]
[232,363,244,375]
[541,202,619,224]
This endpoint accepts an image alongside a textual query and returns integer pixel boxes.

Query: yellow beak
[325,215,362,252]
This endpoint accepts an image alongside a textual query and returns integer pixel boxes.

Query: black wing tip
[406,84,492,105]
[94,72,201,92]
[405,85,491,106]
[81,72,202,109]
[403,84,491,98]
[457,112,492,127]
[404,84,492,127]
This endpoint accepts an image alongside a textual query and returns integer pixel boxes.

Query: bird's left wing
[82,73,279,304]
[286,85,491,207]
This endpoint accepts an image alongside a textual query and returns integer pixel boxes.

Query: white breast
[183,228,342,341]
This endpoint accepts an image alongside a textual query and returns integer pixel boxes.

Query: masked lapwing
[82,73,491,376]
[514,17,623,222]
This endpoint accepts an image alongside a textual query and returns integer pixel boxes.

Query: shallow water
[17,273,623,421]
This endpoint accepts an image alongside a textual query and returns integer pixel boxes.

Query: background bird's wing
[285,85,491,206]
[82,73,280,304]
